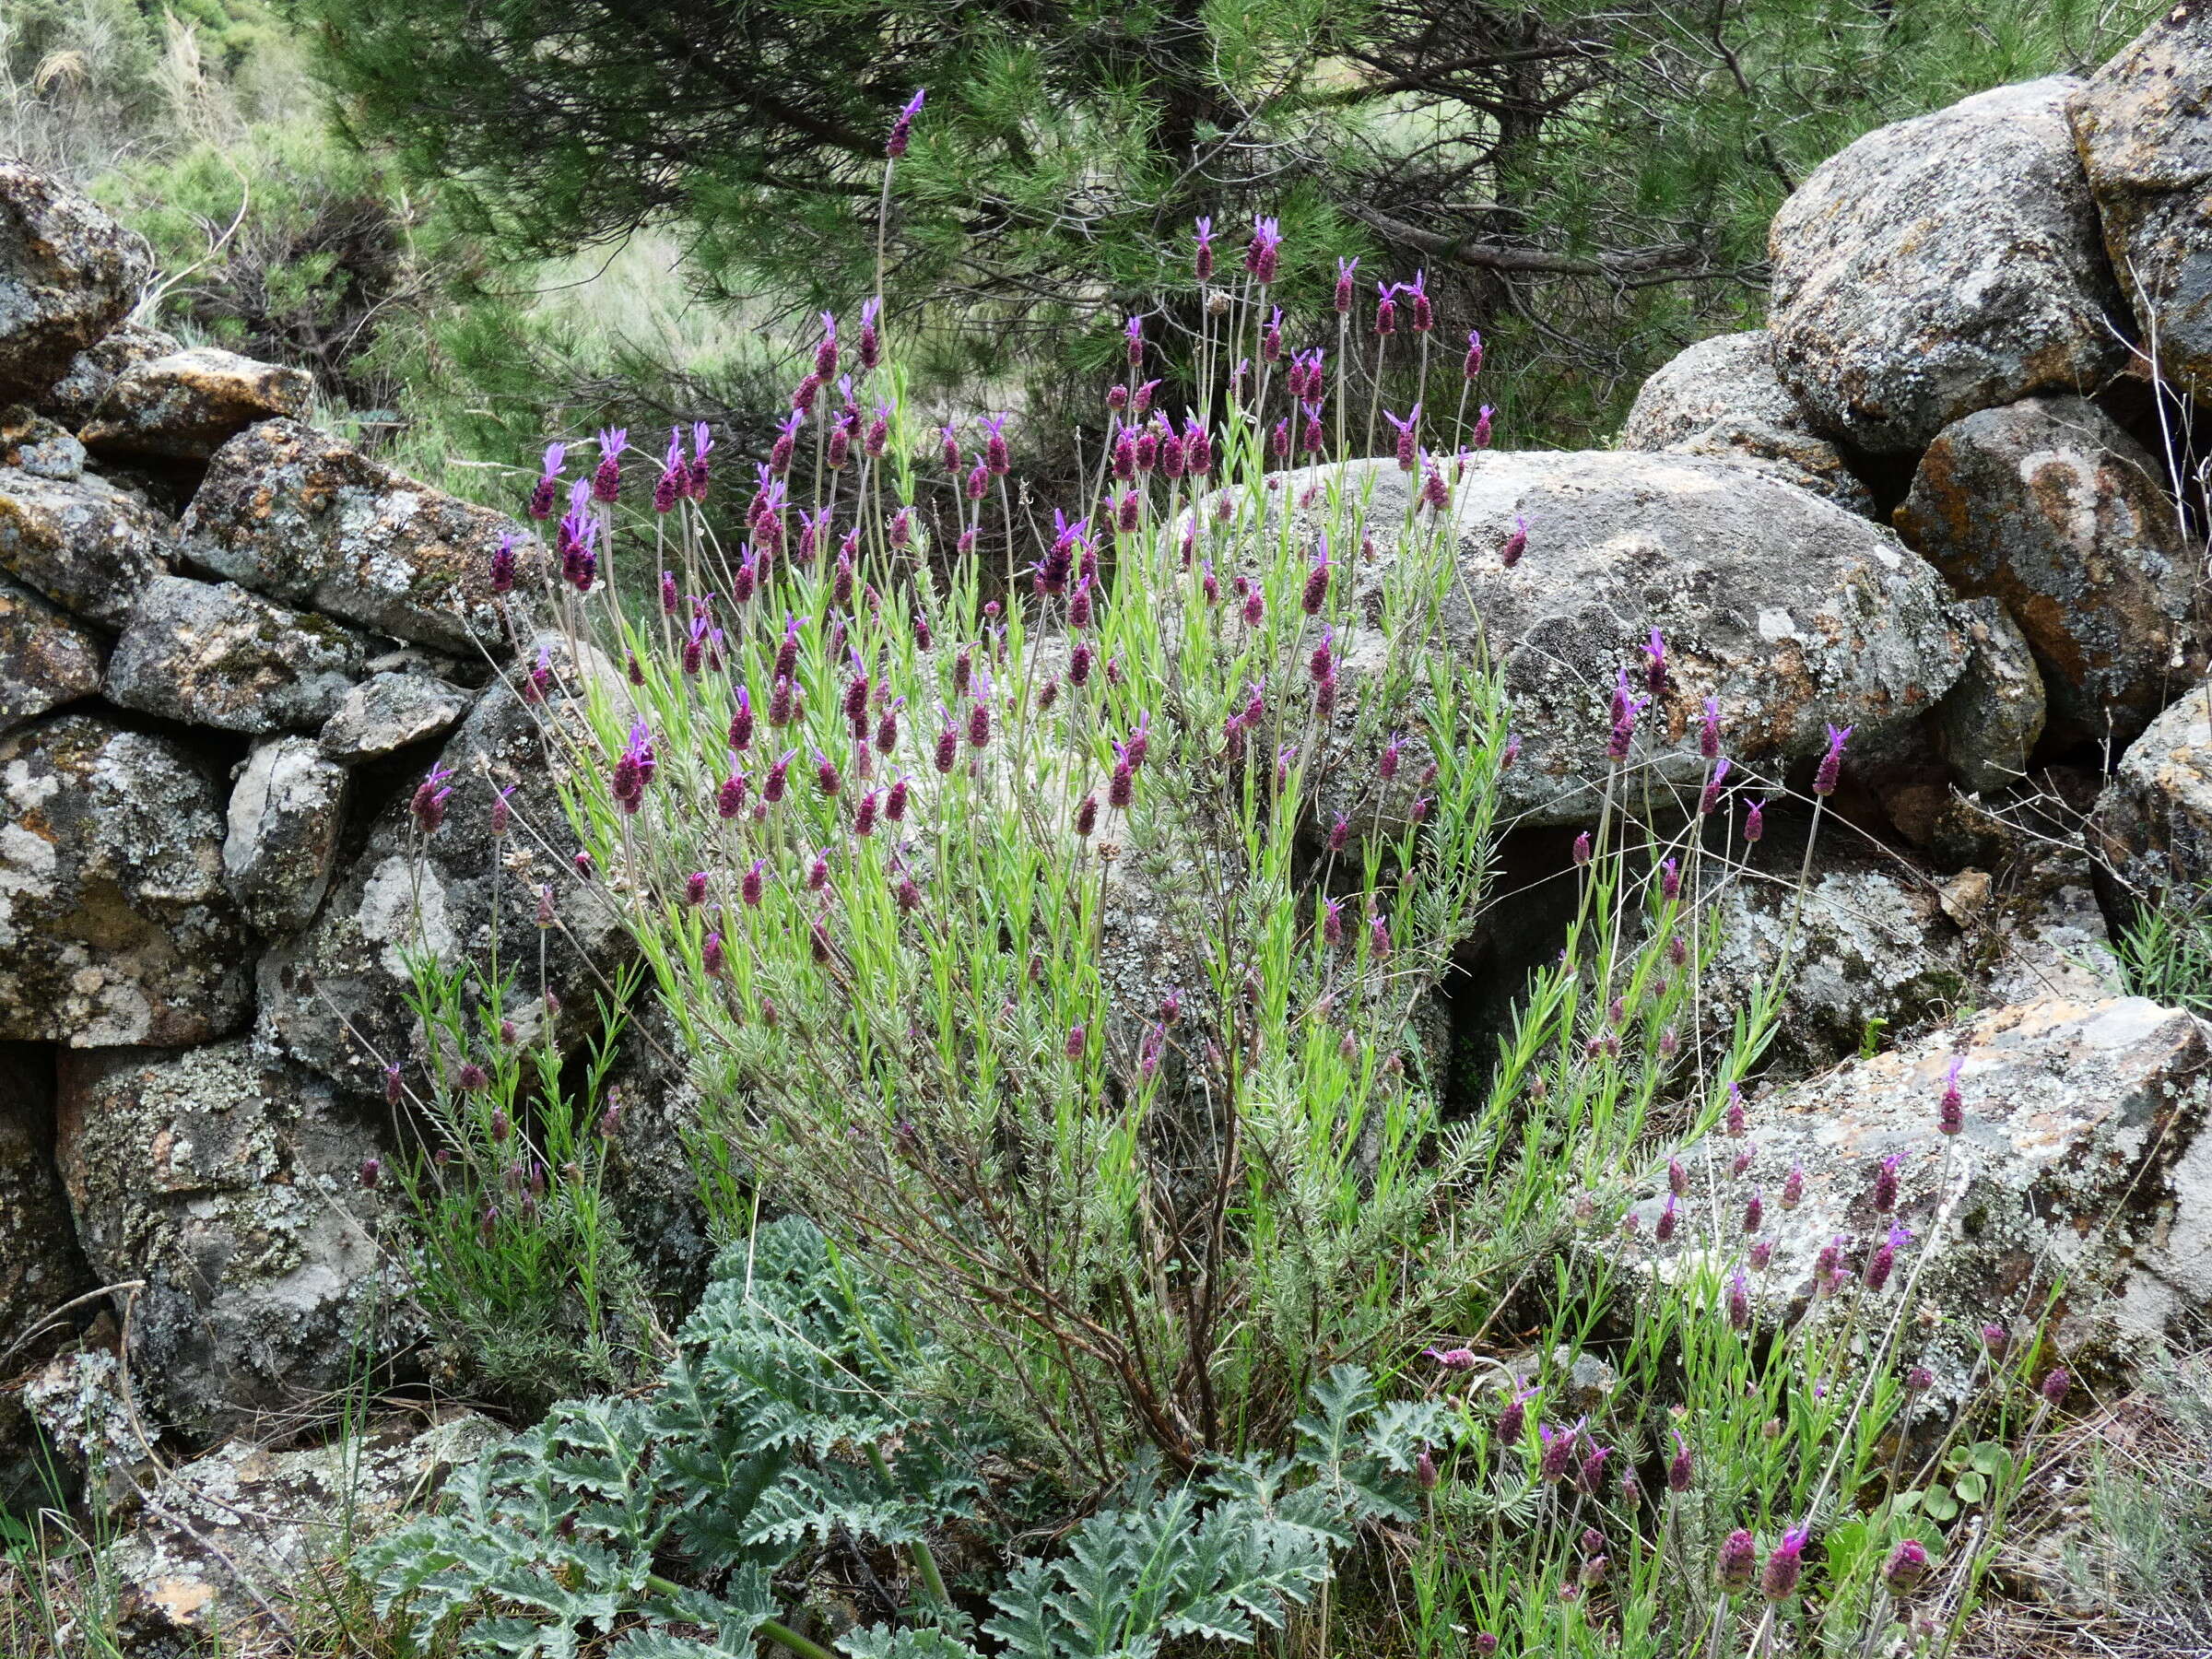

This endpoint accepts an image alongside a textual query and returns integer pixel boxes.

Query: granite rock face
[105,575,365,735]
[1894,394,2202,746]
[1276,453,1970,828]
[318,669,472,762]
[224,736,349,935]
[1634,998,2212,1413]
[183,418,546,655]
[1618,329,1874,514]
[2071,8,2212,398]
[0,160,147,405]
[0,713,251,1046]
[54,1041,414,1445]
[81,347,315,462]
[1936,597,2047,794]
[259,636,629,1093]
[0,465,171,627]
[1768,78,2129,453]
[0,575,102,734]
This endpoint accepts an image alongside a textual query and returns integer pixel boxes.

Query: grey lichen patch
[105,575,365,735]
[0,464,171,627]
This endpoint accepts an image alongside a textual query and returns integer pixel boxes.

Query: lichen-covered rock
[1768,78,2128,453]
[594,997,716,1304]
[0,1045,90,1367]
[54,1041,415,1444]
[38,322,179,429]
[1,404,86,479]
[2070,9,2212,400]
[225,736,347,935]
[183,419,546,654]
[100,1411,500,1652]
[0,160,147,405]
[1937,597,2047,793]
[105,575,364,735]
[82,347,314,463]
[0,714,250,1045]
[0,465,171,626]
[1276,453,1970,828]
[1895,394,2201,746]
[259,634,629,1092]
[1632,998,2212,1415]
[0,575,101,734]
[319,669,472,762]
[2091,680,2212,900]
[1618,330,1874,514]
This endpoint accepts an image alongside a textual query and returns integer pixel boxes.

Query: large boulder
[0,465,171,627]
[0,160,147,405]
[182,419,547,655]
[224,735,348,935]
[105,575,365,735]
[2070,10,2212,400]
[0,574,101,734]
[2091,679,2212,901]
[319,668,472,762]
[81,347,314,463]
[1936,597,2046,794]
[1279,453,1970,827]
[1768,78,2129,454]
[1635,997,2212,1412]
[1894,394,2202,746]
[0,714,251,1046]
[54,1041,414,1445]
[1618,330,1874,514]
[38,322,180,430]
[100,1411,500,1652]
[259,635,629,1093]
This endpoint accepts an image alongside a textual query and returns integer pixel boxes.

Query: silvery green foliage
[369,1217,1445,1659]
[366,1217,984,1656]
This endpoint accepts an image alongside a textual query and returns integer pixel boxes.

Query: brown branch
[1341,203,1704,278]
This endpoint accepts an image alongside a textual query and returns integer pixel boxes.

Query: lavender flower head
[1882,1539,1931,1598]
[1193,215,1215,283]
[1244,216,1282,284]
[410,762,456,833]
[528,441,565,519]
[886,88,924,158]
[1644,626,1667,696]
[1939,1054,1966,1135]
[592,428,626,502]
[1814,722,1852,796]
[1761,1527,1808,1602]
[1717,1528,1758,1594]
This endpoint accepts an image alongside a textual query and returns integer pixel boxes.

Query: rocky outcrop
[1769,78,2128,453]
[1895,394,2201,746]
[105,575,366,735]
[0,575,101,734]
[1618,329,1874,514]
[38,322,179,429]
[2070,9,2212,399]
[0,465,171,627]
[54,1041,413,1444]
[224,736,349,935]
[183,418,546,654]
[259,635,627,1093]
[0,714,250,1046]
[1635,997,2212,1411]
[319,668,471,762]
[1280,452,1969,827]
[1936,598,2046,794]
[0,161,147,405]
[101,1411,500,1651]
[2092,679,2212,901]
[81,347,314,462]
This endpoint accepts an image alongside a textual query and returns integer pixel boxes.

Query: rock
[0,714,251,1046]
[259,635,630,1093]
[2070,9,2212,399]
[0,575,101,734]
[1633,998,2212,1413]
[318,669,472,762]
[105,575,365,735]
[225,737,348,935]
[1936,597,2046,793]
[0,1045,91,1367]
[100,1411,500,1653]
[81,347,315,463]
[1768,78,2128,453]
[1618,330,1874,514]
[1276,453,1970,828]
[2,404,86,478]
[1895,394,2201,746]
[0,160,147,405]
[0,465,171,627]
[54,1041,415,1444]
[183,419,546,654]
[2090,679,2212,900]
[38,323,181,429]
[20,1347,143,1506]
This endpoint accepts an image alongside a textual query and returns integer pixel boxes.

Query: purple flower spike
[1700,696,1721,759]
[1882,1539,1931,1598]
[1718,1528,1758,1594]
[1644,627,1668,696]
[1815,723,1852,796]
[1464,329,1484,380]
[1383,405,1420,471]
[1668,1431,1694,1493]
[1472,405,1493,449]
[1333,255,1359,313]
[886,87,924,158]
[1744,797,1766,844]
[1373,282,1398,338]
[1761,1529,1807,1603]
[1727,1270,1751,1329]
[2041,1366,2072,1407]
[410,762,456,834]
[488,533,516,595]
[1244,216,1282,284]
[592,428,626,502]
[528,441,565,519]
[1193,215,1215,283]
[1939,1054,1965,1135]
[1499,513,1528,568]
